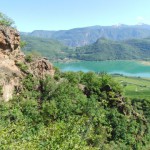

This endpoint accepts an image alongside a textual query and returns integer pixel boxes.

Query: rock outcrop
[0,25,54,101]
[29,58,55,78]
[0,26,20,51]
[0,26,22,101]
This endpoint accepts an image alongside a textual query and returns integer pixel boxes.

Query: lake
[54,60,150,77]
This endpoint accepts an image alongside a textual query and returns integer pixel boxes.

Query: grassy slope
[21,35,72,61]
[113,75,150,99]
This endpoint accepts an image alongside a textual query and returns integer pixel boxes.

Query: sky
[1,0,150,32]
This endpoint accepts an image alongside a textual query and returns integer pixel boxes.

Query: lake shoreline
[55,59,150,66]
[55,60,150,78]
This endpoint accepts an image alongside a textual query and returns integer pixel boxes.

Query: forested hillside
[21,35,72,61]
[0,71,150,149]
[73,38,150,61]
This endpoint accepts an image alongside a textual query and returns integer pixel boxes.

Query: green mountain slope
[125,38,150,57]
[21,35,72,60]
[73,38,150,61]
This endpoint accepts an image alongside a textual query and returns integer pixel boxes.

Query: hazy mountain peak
[112,23,126,28]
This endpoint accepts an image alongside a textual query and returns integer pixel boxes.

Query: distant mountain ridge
[21,35,150,61]
[21,24,150,47]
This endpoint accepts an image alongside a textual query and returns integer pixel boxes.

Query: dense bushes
[0,71,149,149]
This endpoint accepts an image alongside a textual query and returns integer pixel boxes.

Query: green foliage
[0,71,149,149]
[25,54,33,63]
[16,62,28,73]
[20,40,27,48]
[21,74,39,99]
[0,12,15,27]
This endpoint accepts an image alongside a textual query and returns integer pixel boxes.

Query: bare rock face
[29,58,55,78]
[0,26,20,52]
[0,25,55,101]
[0,53,22,101]
[0,26,23,101]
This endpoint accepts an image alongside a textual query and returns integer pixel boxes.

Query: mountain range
[21,24,150,47]
[21,35,150,61]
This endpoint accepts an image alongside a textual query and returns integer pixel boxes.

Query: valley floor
[112,75,150,99]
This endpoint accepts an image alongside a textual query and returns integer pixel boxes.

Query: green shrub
[0,71,149,149]
[25,54,33,63]
[0,12,15,27]
[16,62,28,72]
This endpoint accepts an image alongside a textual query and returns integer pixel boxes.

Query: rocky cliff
[0,25,54,101]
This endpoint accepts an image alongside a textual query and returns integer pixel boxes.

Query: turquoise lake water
[55,60,150,77]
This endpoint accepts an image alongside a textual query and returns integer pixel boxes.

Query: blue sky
[1,0,150,32]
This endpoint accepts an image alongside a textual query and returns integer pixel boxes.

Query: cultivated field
[113,75,150,99]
